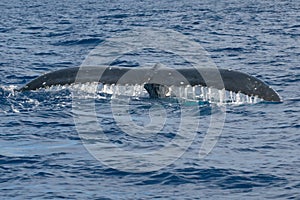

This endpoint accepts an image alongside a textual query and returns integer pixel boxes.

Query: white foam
[31,83,262,105]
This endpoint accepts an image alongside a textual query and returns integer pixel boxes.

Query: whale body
[19,66,281,102]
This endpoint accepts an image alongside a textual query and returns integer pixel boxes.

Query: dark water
[1,0,299,199]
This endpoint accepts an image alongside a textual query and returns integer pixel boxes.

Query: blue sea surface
[0,0,299,199]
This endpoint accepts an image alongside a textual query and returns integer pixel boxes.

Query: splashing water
[0,83,262,114]
[26,83,262,104]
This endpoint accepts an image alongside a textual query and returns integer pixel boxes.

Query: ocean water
[1,0,299,199]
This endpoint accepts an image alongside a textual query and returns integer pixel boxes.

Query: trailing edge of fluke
[19,66,281,102]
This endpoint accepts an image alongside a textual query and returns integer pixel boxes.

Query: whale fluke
[19,66,281,102]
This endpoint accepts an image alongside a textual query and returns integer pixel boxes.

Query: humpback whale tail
[19,66,281,102]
